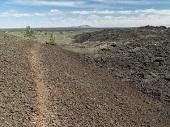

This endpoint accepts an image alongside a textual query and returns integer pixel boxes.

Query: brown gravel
[0,33,36,127]
[40,43,170,127]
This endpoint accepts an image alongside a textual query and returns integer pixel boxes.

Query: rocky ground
[0,33,36,127]
[0,28,170,127]
[74,26,170,103]
[40,43,170,127]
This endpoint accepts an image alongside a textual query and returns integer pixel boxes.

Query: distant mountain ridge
[72,25,93,28]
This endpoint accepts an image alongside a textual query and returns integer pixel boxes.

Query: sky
[0,0,170,28]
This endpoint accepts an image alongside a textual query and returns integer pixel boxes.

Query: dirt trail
[30,43,59,127]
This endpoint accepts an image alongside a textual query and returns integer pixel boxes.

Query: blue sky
[0,0,170,28]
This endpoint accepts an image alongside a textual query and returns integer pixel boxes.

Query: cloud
[93,0,169,4]
[1,8,170,18]
[72,10,116,15]
[94,0,151,4]
[71,9,170,17]
[0,9,63,17]
[34,12,46,17]
[46,14,170,27]
[0,11,32,17]
[40,8,170,27]
[0,8,170,27]
[50,9,63,15]
[10,0,84,7]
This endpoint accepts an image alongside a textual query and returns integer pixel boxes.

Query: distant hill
[72,25,93,28]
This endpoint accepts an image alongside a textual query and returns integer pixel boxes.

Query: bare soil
[0,30,170,127]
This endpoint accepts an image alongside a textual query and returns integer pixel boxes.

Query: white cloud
[71,9,170,17]
[1,8,170,27]
[50,9,63,15]
[34,12,46,17]
[10,0,84,7]
[94,0,153,4]
[0,9,63,17]
[40,8,170,27]
[0,11,32,17]
[72,10,116,15]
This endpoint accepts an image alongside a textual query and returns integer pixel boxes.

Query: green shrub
[46,33,55,45]
[24,26,36,37]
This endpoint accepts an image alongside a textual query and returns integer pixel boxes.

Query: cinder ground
[73,27,170,103]
[0,30,170,127]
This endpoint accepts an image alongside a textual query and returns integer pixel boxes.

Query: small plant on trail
[24,26,36,37]
[46,33,56,45]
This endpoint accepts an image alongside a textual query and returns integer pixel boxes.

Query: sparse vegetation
[46,33,55,45]
[24,26,36,37]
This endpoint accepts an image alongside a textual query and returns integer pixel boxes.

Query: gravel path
[30,43,54,127]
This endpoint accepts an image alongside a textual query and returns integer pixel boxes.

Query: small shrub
[24,26,36,37]
[59,31,63,34]
[46,33,55,45]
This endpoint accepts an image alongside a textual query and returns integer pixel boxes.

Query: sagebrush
[46,33,55,45]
